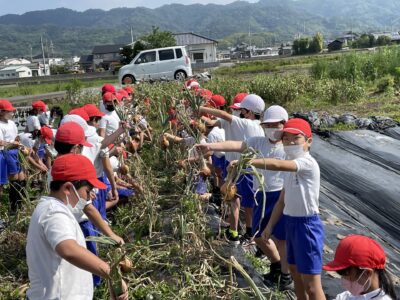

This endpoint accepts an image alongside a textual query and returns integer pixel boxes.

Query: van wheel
[122,75,135,85]
[174,70,187,81]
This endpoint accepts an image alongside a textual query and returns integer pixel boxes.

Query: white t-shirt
[283,153,320,217]
[245,137,285,192]
[81,126,107,178]
[26,196,93,300]
[99,110,120,137]
[207,127,225,158]
[26,115,41,132]
[99,100,106,113]
[39,111,51,126]
[334,290,392,300]
[219,116,264,162]
[0,119,18,150]
[19,132,37,149]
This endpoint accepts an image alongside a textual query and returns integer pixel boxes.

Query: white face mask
[284,144,306,159]
[263,128,283,142]
[66,186,89,220]
[232,110,241,117]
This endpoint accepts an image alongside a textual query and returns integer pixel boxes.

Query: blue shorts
[212,154,228,178]
[285,214,324,274]
[79,220,101,287]
[252,191,286,240]
[37,144,46,160]
[118,188,134,198]
[0,152,8,184]
[195,175,207,195]
[4,149,21,176]
[93,175,107,221]
[236,173,254,208]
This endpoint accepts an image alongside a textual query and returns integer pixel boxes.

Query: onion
[119,256,133,273]
[119,164,129,175]
[199,165,211,178]
[221,183,237,201]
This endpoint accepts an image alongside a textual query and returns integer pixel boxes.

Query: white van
[118,46,192,84]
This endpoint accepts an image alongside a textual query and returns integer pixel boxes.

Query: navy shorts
[118,188,135,198]
[93,175,107,221]
[252,191,286,240]
[80,220,101,287]
[195,175,207,195]
[37,144,46,160]
[4,149,21,176]
[236,173,254,208]
[0,151,8,184]
[212,154,228,178]
[285,214,324,274]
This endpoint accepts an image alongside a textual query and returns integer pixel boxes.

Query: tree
[309,32,324,53]
[120,27,176,65]
[298,38,310,55]
[376,35,392,46]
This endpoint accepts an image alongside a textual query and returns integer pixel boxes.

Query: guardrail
[0,72,117,86]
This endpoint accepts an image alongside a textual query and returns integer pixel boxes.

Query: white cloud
[0,0,258,16]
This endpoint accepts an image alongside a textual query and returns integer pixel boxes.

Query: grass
[0,79,118,98]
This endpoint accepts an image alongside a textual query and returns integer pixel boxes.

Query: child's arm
[196,141,246,154]
[164,132,184,143]
[201,116,218,127]
[101,122,128,149]
[262,190,285,240]
[251,158,297,172]
[102,156,119,202]
[199,107,233,123]
[83,204,124,244]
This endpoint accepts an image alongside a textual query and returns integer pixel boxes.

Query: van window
[175,48,183,59]
[135,51,156,64]
[159,49,175,61]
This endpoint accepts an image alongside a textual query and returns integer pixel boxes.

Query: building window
[193,52,204,62]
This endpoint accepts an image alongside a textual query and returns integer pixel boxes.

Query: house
[92,44,124,70]
[174,32,218,63]
[32,54,64,66]
[0,66,32,79]
[217,51,231,61]
[79,55,94,72]
[0,58,31,66]
[328,40,344,52]
[278,46,293,56]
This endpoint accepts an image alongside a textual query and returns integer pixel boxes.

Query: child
[26,100,47,134]
[99,92,121,138]
[249,118,325,299]
[26,153,128,300]
[197,105,292,290]
[199,94,265,244]
[324,234,397,300]
[0,100,26,213]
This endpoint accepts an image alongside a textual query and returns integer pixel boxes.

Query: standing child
[250,118,325,300]
[199,94,265,244]
[323,234,397,300]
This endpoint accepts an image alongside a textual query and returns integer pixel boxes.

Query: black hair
[254,114,261,120]
[54,140,76,154]
[89,116,101,122]
[50,180,92,192]
[28,108,39,116]
[50,107,64,128]
[337,267,397,299]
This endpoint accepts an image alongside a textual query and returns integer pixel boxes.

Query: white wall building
[0,66,32,79]
[0,58,31,66]
[174,32,218,63]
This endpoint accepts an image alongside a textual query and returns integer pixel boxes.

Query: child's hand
[195,143,211,155]
[109,279,128,300]
[227,160,238,172]
[262,226,272,241]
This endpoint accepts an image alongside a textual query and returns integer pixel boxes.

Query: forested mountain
[0,0,397,57]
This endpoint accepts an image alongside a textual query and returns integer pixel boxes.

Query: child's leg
[289,264,308,300]
[301,274,326,300]
[229,197,240,231]
[244,207,252,229]
[274,238,289,274]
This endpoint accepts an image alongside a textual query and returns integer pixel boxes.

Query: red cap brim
[229,104,240,109]
[44,137,52,145]
[88,177,107,189]
[283,128,309,136]
[323,260,350,271]
[81,140,93,147]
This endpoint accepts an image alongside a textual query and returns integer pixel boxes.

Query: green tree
[376,35,392,46]
[120,27,176,65]
[298,38,310,55]
[309,32,324,53]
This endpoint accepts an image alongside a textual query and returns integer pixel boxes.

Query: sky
[0,0,258,16]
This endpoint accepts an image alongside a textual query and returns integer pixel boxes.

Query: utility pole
[130,26,134,45]
[40,35,47,76]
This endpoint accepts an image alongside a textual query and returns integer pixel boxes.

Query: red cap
[51,153,106,189]
[32,100,47,112]
[102,84,116,94]
[117,89,129,99]
[83,104,105,118]
[123,86,134,94]
[40,126,53,144]
[55,122,92,147]
[115,92,123,103]
[229,93,248,109]
[103,92,117,102]
[69,108,90,122]
[208,94,226,108]
[323,235,386,271]
[0,99,16,111]
[196,89,213,100]
[283,118,312,138]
